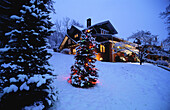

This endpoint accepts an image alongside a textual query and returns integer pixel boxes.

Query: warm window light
[73,49,76,53]
[74,34,78,38]
[59,36,68,50]
[100,45,105,53]
[100,57,103,61]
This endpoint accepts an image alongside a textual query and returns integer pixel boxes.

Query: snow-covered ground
[49,50,170,110]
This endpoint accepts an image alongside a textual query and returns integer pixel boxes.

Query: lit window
[100,44,105,53]
[73,49,76,54]
[74,34,78,38]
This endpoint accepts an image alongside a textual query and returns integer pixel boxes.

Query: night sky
[51,0,169,42]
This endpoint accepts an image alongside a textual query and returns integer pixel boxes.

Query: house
[59,18,138,62]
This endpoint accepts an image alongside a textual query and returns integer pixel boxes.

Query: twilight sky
[51,0,169,42]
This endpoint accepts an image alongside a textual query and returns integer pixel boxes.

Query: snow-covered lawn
[49,51,170,110]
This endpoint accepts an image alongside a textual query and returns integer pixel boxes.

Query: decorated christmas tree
[68,29,99,88]
[0,0,57,109]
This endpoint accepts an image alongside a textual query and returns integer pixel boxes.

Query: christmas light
[87,29,91,33]
[68,79,72,83]
[91,81,96,85]
[85,63,88,66]
[68,30,98,88]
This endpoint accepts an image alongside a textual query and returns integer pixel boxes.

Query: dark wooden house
[59,18,138,62]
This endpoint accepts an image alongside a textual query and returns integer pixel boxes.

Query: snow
[20,10,26,14]
[49,51,170,110]
[0,47,10,52]
[18,74,28,82]
[3,84,18,94]
[73,25,84,31]
[31,13,38,18]
[10,15,22,20]
[5,29,22,36]
[37,78,46,87]
[20,82,29,91]
[30,0,36,4]
[23,5,32,13]
[33,32,39,35]
[46,98,52,105]
[1,63,20,70]
[27,75,40,84]
[27,75,49,87]
[24,101,45,110]
[9,77,17,83]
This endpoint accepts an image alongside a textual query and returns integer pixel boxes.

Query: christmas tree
[0,0,57,109]
[68,29,99,88]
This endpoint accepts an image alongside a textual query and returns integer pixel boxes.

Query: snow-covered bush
[145,59,156,64]
[155,60,169,66]
[0,0,57,109]
[61,48,71,54]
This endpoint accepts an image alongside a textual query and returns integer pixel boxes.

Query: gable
[88,20,118,34]
[59,35,77,50]
[67,25,82,40]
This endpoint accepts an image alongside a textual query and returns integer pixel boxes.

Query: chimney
[87,18,91,28]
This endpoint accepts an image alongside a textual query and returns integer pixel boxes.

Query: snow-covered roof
[72,25,84,31]
[88,20,118,34]
[66,34,78,44]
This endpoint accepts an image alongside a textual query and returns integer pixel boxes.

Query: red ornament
[67,78,72,83]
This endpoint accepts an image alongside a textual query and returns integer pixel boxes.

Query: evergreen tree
[160,4,170,51]
[0,0,57,109]
[68,29,99,88]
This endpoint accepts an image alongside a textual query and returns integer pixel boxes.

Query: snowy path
[49,51,170,110]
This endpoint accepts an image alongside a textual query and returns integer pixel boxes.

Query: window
[100,28,109,34]
[100,44,105,53]
[73,49,76,55]
[74,34,78,38]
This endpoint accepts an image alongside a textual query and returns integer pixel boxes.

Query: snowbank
[49,51,170,110]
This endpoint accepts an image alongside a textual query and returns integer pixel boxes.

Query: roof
[58,34,78,50]
[59,20,118,50]
[72,25,84,31]
[88,20,118,34]
[67,25,82,37]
